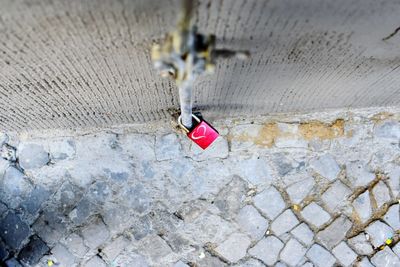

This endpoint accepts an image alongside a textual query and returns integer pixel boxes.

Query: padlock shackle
[178,114,201,133]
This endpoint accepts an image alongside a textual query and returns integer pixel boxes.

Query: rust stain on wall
[299,119,345,140]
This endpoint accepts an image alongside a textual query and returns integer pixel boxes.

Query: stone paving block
[86,180,112,205]
[101,236,129,262]
[236,205,268,240]
[155,133,181,161]
[249,236,284,266]
[17,143,49,170]
[383,204,400,230]
[2,166,32,203]
[20,186,51,215]
[332,241,357,267]
[286,175,315,204]
[119,133,155,161]
[300,203,331,228]
[372,181,391,209]
[365,221,394,248]
[0,202,8,215]
[137,235,173,263]
[352,191,372,223]
[271,209,299,236]
[213,176,248,220]
[85,256,107,267]
[174,260,190,267]
[82,218,110,249]
[290,223,314,246]
[0,239,9,261]
[306,244,336,267]
[189,136,229,160]
[357,257,374,267]
[346,162,376,187]
[117,184,151,215]
[371,246,400,267]
[53,181,84,214]
[275,262,289,267]
[19,235,49,266]
[392,242,400,258]
[316,216,352,249]
[254,186,286,220]
[114,253,150,267]
[61,233,88,258]
[0,158,9,178]
[32,210,67,246]
[321,180,351,212]
[301,263,313,267]
[309,154,341,181]
[233,259,265,266]
[388,166,400,197]
[215,233,251,263]
[0,212,30,249]
[271,153,301,177]
[69,198,99,225]
[234,156,274,187]
[374,120,400,143]
[4,258,23,267]
[48,138,76,161]
[348,233,374,256]
[279,238,307,266]
[51,243,76,267]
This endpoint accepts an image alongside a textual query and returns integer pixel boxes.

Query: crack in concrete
[382,26,400,41]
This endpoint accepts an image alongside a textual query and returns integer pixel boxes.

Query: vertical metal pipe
[179,80,193,128]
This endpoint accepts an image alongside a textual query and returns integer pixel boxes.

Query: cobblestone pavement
[0,108,399,267]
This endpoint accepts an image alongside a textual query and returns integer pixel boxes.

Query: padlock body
[187,120,219,149]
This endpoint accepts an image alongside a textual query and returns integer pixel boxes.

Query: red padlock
[178,114,219,150]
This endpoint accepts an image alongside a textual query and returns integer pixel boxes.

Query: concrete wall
[0,0,399,131]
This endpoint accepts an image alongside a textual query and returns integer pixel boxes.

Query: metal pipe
[178,80,193,128]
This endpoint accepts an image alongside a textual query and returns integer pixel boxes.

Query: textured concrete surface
[1,0,400,131]
[0,107,399,266]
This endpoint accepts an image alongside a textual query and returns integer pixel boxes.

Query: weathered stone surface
[393,242,400,258]
[213,176,248,219]
[372,181,391,209]
[388,166,400,197]
[316,216,352,249]
[2,166,32,204]
[81,218,110,249]
[18,143,49,170]
[0,158,9,178]
[310,154,341,181]
[4,258,23,267]
[136,235,173,263]
[290,223,314,246]
[346,162,376,187]
[101,236,129,262]
[32,211,67,246]
[254,186,286,220]
[332,242,357,267]
[352,191,372,223]
[321,180,351,212]
[119,133,155,161]
[48,139,76,161]
[271,209,299,236]
[61,233,88,258]
[357,257,374,267]
[306,244,336,267]
[174,260,190,267]
[348,233,374,256]
[189,136,229,160]
[279,238,307,266]
[286,175,315,204]
[85,256,107,267]
[69,198,99,226]
[113,253,149,267]
[155,134,181,161]
[0,239,8,261]
[51,243,76,267]
[20,186,51,215]
[300,203,331,228]
[236,205,268,240]
[233,259,265,267]
[374,121,400,143]
[371,246,400,267]
[249,236,284,266]
[0,212,30,249]
[234,156,274,187]
[365,221,394,248]
[383,204,400,230]
[19,235,49,266]
[215,233,251,263]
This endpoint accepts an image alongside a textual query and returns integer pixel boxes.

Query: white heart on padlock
[191,125,207,140]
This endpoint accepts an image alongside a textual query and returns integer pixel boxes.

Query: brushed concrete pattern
[0,0,400,131]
